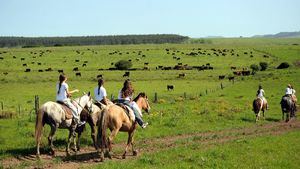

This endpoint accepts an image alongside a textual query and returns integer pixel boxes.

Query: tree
[115,60,132,70]
[259,62,268,71]
[250,64,259,74]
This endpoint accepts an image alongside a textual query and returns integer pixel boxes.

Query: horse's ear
[88,91,91,96]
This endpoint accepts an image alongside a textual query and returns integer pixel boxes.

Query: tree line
[0,34,189,47]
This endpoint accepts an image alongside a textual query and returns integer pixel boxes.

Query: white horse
[35,92,93,158]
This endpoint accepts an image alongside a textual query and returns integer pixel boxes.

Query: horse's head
[134,92,151,113]
[77,92,93,113]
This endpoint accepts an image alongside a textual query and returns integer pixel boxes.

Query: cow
[25,68,31,72]
[58,69,64,73]
[75,59,80,62]
[123,71,130,77]
[84,61,88,63]
[38,63,42,65]
[230,66,237,70]
[23,64,27,67]
[38,69,43,72]
[82,63,87,67]
[21,58,25,61]
[233,71,242,76]
[178,73,186,78]
[228,76,235,81]
[219,75,225,80]
[3,72,8,75]
[167,85,174,91]
[73,67,79,71]
[76,72,81,77]
[0,57,3,60]
[242,70,251,76]
[144,62,149,65]
[45,68,53,72]
[97,74,103,79]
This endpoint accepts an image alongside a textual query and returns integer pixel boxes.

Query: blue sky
[0,0,299,37]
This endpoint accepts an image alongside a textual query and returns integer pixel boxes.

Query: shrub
[115,60,132,70]
[250,64,259,73]
[259,62,268,71]
[277,62,290,69]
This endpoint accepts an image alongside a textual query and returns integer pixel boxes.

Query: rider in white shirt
[94,78,108,106]
[256,85,269,109]
[56,74,84,126]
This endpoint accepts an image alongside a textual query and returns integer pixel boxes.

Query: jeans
[63,99,80,120]
[117,99,144,126]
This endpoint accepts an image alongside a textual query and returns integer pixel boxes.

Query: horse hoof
[133,150,138,156]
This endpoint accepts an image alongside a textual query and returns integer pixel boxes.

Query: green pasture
[0,38,299,168]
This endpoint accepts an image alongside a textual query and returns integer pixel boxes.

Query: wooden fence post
[18,104,21,116]
[154,92,158,103]
[35,95,39,114]
[184,92,187,99]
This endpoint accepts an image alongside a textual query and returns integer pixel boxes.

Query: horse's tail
[97,107,108,150]
[35,108,44,146]
[253,98,260,114]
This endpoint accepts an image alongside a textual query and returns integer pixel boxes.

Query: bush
[277,62,290,69]
[115,60,132,70]
[259,62,268,71]
[250,64,259,72]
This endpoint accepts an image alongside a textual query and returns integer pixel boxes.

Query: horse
[96,92,150,161]
[252,97,267,122]
[76,100,114,151]
[35,92,93,158]
[280,96,296,122]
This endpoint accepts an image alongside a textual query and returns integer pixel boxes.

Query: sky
[0,0,299,38]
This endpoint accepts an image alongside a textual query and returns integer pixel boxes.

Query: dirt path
[2,120,300,169]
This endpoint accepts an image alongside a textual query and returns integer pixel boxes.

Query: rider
[117,79,148,129]
[56,74,85,126]
[94,78,108,107]
[256,85,269,110]
[291,85,297,110]
[285,84,293,97]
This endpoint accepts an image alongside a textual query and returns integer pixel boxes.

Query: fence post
[35,95,39,114]
[18,104,21,116]
[221,82,224,90]
[184,92,187,99]
[1,101,3,117]
[154,92,158,103]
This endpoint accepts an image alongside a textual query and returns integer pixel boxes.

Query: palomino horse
[35,93,93,158]
[97,92,150,161]
[253,97,267,122]
[76,101,114,151]
[280,96,295,122]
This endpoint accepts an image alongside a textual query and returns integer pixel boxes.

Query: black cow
[97,74,103,79]
[219,75,225,80]
[38,69,43,72]
[76,72,81,77]
[82,63,87,67]
[25,68,31,72]
[228,76,235,81]
[58,69,64,73]
[73,67,79,71]
[178,73,185,78]
[167,85,174,91]
[45,68,53,71]
[123,71,130,77]
[75,59,80,62]
[23,64,27,67]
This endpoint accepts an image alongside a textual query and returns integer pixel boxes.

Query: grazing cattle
[84,61,88,63]
[263,55,269,58]
[208,66,214,70]
[123,71,130,77]
[142,55,146,57]
[111,62,114,65]
[38,69,43,72]
[38,63,41,65]
[163,67,172,70]
[73,67,79,71]
[178,63,182,65]
[0,57,3,60]
[128,59,132,62]
[75,59,80,62]
[75,72,81,77]
[144,62,149,65]
[177,57,181,60]
[25,68,31,72]
[98,68,104,71]
[228,76,235,81]
[167,85,174,91]
[244,52,248,55]
[136,58,141,61]
[13,56,16,59]
[23,64,27,66]
[242,70,251,76]
[97,74,103,79]
[58,69,64,73]
[31,62,35,64]
[219,75,225,80]
[82,63,87,67]
[230,66,237,70]
[21,58,25,61]
[233,71,242,76]
[3,72,8,75]
[45,68,52,72]
[178,73,185,78]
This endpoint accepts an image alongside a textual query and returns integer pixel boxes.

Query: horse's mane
[133,92,146,102]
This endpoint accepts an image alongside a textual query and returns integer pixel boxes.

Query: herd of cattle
[0,47,267,83]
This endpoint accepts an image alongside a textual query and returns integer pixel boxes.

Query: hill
[252,31,300,38]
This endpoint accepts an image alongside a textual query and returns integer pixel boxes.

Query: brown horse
[253,97,267,122]
[97,92,150,161]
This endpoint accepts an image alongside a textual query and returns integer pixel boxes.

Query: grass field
[0,38,300,168]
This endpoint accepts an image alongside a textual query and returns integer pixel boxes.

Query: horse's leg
[77,131,82,152]
[131,130,138,156]
[48,123,58,156]
[66,130,72,156]
[107,128,119,159]
[282,111,284,121]
[122,131,134,159]
[262,110,265,120]
[90,124,97,150]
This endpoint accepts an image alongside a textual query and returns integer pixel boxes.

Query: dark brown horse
[280,96,296,122]
[96,93,150,161]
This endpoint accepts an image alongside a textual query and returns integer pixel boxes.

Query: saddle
[56,101,73,119]
[115,103,135,122]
